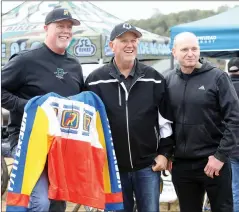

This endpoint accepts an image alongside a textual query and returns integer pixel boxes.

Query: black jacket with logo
[165,61,239,162]
[85,59,173,172]
[1,43,84,149]
[230,75,239,159]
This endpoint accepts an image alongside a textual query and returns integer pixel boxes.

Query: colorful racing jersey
[6,91,123,211]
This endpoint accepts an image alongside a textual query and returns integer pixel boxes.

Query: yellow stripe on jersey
[21,107,50,194]
[96,111,111,193]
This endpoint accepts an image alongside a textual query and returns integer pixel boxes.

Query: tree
[128,5,233,37]
[217,5,229,13]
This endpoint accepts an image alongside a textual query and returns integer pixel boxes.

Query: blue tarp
[170,7,239,57]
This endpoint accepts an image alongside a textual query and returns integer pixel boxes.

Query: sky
[1,1,238,21]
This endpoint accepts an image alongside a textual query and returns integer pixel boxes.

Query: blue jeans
[28,167,50,211]
[9,146,66,212]
[117,166,161,212]
[231,159,239,212]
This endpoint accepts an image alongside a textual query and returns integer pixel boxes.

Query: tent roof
[171,7,239,30]
[2,1,171,64]
[2,1,166,41]
[170,7,239,56]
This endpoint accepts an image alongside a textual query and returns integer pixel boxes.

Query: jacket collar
[108,57,145,79]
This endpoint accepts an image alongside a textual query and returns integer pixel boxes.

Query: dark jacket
[85,59,173,172]
[1,43,84,149]
[230,74,239,159]
[165,61,239,162]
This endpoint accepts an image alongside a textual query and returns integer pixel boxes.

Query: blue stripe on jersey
[96,97,122,193]
[105,202,124,211]
[9,103,38,193]
[6,205,28,212]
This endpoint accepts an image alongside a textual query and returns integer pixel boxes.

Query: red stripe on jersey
[7,192,30,207]
[105,192,123,203]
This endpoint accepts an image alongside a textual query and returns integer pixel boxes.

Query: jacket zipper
[182,80,188,155]
[120,75,145,169]
[118,84,122,106]
[154,126,159,151]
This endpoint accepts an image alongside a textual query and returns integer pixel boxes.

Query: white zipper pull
[118,84,122,106]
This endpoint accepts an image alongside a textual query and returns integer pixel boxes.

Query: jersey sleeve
[6,96,51,212]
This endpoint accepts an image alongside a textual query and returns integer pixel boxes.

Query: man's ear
[136,38,140,44]
[44,25,48,33]
[109,41,115,52]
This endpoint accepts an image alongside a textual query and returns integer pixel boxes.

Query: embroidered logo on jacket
[54,68,67,79]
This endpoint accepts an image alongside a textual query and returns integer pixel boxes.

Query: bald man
[165,32,239,212]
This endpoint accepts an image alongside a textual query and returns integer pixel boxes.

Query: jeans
[9,146,66,212]
[231,159,239,212]
[172,158,233,212]
[117,166,161,212]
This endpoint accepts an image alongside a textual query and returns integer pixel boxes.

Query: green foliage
[128,6,238,37]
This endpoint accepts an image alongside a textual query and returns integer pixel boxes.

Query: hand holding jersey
[2,8,84,212]
[6,92,123,211]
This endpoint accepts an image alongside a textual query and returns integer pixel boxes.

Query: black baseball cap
[110,23,142,41]
[228,57,239,72]
[45,8,80,26]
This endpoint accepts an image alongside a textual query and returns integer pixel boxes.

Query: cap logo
[63,9,69,16]
[229,66,239,71]
[123,23,132,29]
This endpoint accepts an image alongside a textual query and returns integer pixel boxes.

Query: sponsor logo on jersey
[61,110,79,129]
[83,113,92,134]
[82,110,93,136]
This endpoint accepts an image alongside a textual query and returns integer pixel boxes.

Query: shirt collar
[113,58,136,77]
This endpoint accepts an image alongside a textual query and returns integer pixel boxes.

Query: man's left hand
[152,155,168,172]
[204,155,224,179]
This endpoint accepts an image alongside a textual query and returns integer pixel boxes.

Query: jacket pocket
[174,123,218,158]
[184,124,218,157]
[200,125,217,143]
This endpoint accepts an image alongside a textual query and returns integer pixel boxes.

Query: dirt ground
[2,158,180,212]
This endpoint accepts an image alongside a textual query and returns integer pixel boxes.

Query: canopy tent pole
[170,54,174,70]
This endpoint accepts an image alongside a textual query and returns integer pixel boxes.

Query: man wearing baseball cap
[228,57,239,212]
[85,23,174,212]
[44,8,80,55]
[2,8,84,212]
[109,23,142,41]
[45,8,80,26]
